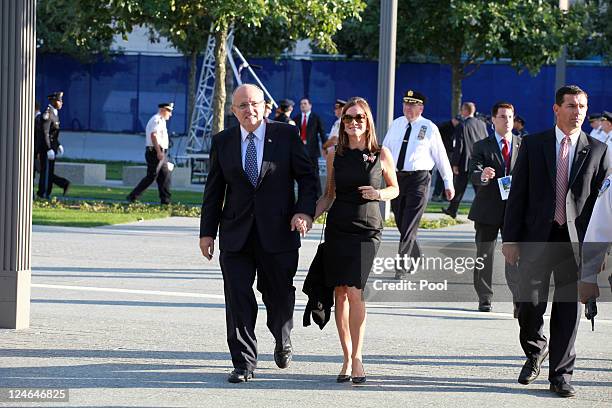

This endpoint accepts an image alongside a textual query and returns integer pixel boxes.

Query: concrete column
[0,0,36,329]
[375,0,398,141]
[376,0,397,220]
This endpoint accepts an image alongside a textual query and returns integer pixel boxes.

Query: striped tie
[554,135,570,224]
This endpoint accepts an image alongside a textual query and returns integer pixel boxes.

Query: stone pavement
[0,217,610,407]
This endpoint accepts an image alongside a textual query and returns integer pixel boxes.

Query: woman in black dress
[314,97,399,383]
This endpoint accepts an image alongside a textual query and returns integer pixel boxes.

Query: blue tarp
[36,53,611,136]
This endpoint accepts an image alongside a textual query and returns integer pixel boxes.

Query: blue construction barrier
[36,53,611,136]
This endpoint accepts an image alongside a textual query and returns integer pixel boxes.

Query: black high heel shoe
[337,362,352,383]
[351,360,366,384]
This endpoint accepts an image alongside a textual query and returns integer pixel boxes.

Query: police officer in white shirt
[581,174,612,303]
[127,102,174,204]
[588,113,605,142]
[383,90,455,278]
[600,111,612,145]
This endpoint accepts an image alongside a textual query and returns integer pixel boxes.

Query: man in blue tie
[199,84,318,383]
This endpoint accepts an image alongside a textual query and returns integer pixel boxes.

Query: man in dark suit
[199,84,318,383]
[502,85,609,398]
[468,102,521,313]
[292,97,327,196]
[443,102,488,218]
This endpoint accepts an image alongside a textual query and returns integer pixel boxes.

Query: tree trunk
[187,50,198,128]
[212,22,229,135]
[451,62,463,117]
[225,61,234,120]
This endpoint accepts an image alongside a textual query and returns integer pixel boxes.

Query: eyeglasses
[236,101,264,110]
[342,114,367,124]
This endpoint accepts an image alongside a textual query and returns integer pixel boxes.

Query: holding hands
[291,213,313,237]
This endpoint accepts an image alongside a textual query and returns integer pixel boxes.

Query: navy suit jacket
[200,121,318,253]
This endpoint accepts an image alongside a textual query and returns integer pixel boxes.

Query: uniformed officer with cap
[600,111,612,145]
[588,113,605,142]
[581,174,612,303]
[273,99,296,125]
[383,90,455,278]
[35,91,70,199]
[127,102,174,204]
[322,98,347,153]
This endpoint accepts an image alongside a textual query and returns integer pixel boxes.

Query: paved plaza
[0,217,610,407]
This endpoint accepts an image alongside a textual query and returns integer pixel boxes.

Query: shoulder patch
[599,178,611,197]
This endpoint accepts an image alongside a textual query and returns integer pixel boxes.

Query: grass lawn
[33,207,168,227]
[52,184,468,213]
[52,184,203,205]
[60,158,144,180]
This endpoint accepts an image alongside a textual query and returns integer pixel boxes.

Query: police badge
[418,125,427,140]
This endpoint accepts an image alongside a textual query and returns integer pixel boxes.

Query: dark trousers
[446,171,478,217]
[310,156,322,198]
[219,226,298,371]
[391,171,431,266]
[432,169,445,198]
[518,224,580,383]
[128,149,171,204]
[473,222,520,303]
[37,154,69,198]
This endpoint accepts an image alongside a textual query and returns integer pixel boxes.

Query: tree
[36,0,139,61]
[333,0,592,116]
[204,0,366,134]
[144,1,213,127]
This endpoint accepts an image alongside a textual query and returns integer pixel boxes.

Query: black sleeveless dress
[323,148,384,289]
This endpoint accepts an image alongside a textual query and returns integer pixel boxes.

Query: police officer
[127,102,174,204]
[581,174,612,303]
[588,113,605,142]
[382,90,455,278]
[35,91,70,199]
[322,98,347,153]
[273,99,296,125]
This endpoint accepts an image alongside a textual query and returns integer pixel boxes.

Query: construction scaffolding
[184,29,276,184]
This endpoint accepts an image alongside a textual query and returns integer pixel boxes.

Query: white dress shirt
[382,115,453,188]
[240,120,266,173]
[555,126,580,181]
[145,113,169,149]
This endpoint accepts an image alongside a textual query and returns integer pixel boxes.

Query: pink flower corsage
[363,153,376,163]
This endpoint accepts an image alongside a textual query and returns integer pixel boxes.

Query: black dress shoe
[550,380,576,397]
[336,374,351,383]
[441,207,456,219]
[228,368,254,383]
[518,349,548,385]
[478,302,492,312]
[274,341,292,369]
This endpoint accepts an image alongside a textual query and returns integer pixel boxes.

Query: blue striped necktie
[245,133,259,186]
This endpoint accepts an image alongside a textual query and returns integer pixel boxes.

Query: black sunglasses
[342,113,367,124]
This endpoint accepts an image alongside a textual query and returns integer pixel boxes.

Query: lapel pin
[267,138,272,143]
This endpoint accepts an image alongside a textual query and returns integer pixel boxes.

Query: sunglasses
[342,113,367,124]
